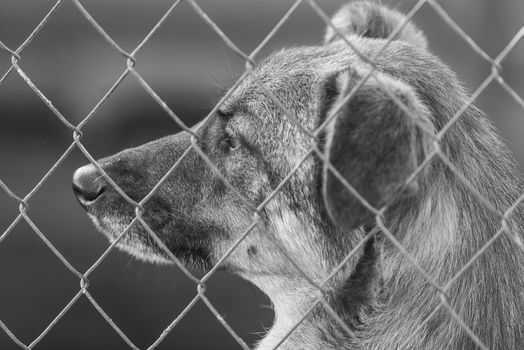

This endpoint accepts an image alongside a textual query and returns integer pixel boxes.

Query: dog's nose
[72,164,106,205]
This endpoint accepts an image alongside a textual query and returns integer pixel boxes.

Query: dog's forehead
[222,46,346,126]
[255,45,344,77]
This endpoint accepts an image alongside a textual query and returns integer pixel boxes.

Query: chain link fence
[1,0,523,349]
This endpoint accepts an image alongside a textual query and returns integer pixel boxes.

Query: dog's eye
[222,132,240,152]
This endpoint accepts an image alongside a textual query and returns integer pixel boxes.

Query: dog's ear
[324,1,427,48]
[321,68,430,230]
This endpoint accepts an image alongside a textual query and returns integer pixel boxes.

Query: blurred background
[0,0,523,349]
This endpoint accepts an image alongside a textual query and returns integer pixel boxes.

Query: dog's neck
[254,283,326,350]
[254,237,380,350]
[254,283,350,350]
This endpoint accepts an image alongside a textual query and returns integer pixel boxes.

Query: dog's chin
[115,241,174,265]
[88,213,173,265]
[88,213,214,269]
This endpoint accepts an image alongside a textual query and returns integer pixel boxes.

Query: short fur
[73,2,524,349]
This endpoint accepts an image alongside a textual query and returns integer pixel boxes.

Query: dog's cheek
[200,205,262,271]
[142,196,173,233]
[224,152,272,203]
[140,196,221,263]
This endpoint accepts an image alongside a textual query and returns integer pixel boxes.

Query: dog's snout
[72,164,106,205]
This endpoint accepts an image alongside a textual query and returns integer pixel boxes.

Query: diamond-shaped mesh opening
[17,0,132,123]
[76,76,183,157]
[1,0,524,349]
[0,220,78,345]
[33,296,142,350]
[0,74,71,196]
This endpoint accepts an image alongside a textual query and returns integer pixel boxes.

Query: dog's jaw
[89,213,174,265]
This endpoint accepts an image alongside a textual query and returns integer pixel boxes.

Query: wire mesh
[1,0,523,349]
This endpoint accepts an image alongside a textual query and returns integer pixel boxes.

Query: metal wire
[1,0,523,349]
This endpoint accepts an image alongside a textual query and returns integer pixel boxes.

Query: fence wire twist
[1,0,524,349]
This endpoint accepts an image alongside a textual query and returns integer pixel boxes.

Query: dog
[72,2,524,349]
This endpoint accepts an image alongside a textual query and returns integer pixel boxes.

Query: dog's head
[73,2,434,291]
